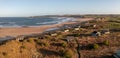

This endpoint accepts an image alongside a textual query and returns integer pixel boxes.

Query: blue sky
[0,0,120,17]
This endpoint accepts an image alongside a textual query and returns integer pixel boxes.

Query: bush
[2,52,7,56]
[63,49,73,58]
[20,45,26,49]
[44,42,49,46]
[71,33,80,37]
[37,41,49,46]
[27,38,34,43]
[93,44,99,49]
[56,35,64,39]
[75,33,80,37]
[27,39,32,43]
[103,40,109,45]
[61,42,67,48]
[59,49,64,55]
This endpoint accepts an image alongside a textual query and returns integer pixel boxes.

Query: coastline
[0,18,93,38]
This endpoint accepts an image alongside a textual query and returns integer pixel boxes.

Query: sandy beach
[0,18,93,38]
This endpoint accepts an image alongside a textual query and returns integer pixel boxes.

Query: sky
[0,0,120,17]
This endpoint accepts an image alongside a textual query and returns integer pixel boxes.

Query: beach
[0,18,93,38]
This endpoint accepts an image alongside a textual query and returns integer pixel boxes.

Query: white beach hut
[74,28,80,31]
[64,29,69,32]
[51,33,57,36]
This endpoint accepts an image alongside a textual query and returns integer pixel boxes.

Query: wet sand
[0,18,93,37]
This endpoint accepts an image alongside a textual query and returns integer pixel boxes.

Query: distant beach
[0,17,75,28]
[0,18,93,38]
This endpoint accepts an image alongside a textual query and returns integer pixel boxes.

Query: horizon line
[0,14,120,17]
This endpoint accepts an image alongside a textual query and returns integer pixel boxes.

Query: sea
[0,17,75,28]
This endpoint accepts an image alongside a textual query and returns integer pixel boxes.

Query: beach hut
[64,36,75,42]
[101,29,110,35]
[113,50,120,58]
[51,33,57,36]
[74,25,81,31]
[74,28,80,31]
[91,31,101,36]
[93,24,97,28]
[16,35,26,41]
[64,29,69,32]
[95,17,105,21]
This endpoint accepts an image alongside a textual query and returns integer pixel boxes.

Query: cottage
[95,17,105,21]
[74,28,80,31]
[101,29,110,35]
[93,24,97,28]
[16,35,26,41]
[51,33,57,36]
[113,50,120,58]
[91,31,101,36]
[64,29,69,32]
[64,36,74,42]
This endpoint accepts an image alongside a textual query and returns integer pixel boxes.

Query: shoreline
[0,18,93,38]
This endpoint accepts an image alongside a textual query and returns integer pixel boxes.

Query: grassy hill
[0,15,120,58]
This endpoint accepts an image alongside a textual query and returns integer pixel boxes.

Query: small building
[101,29,110,35]
[51,33,57,36]
[74,28,80,31]
[113,50,120,58]
[91,31,101,36]
[16,35,26,41]
[64,29,69,32]
[93,25,97,28]
[95,17,105,21]
[90,24,97,28]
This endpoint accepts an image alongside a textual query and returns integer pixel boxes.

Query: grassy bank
[0,15,120,58]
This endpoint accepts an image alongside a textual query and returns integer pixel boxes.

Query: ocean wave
[36,18,75,25]
[0,22,16,25]
[0,24,21,28]
[36,21,58,25]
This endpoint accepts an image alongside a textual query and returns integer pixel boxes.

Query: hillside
[0,15,120,58]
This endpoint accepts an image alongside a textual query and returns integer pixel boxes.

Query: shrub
[19,50,23,53]
[27,39,32,43]
[61,42,67,48]
[20,45,26,49]
[93,44,99,49]
[44,42,49,46]
[56,35,64,39]
[75,33,80,37]
[103,40,109,46]
[71,33,80,37]
[59,49,64,55]
[37,41,49,46]
[63,49,73,58]
[27,38,34,43]
[2,52,7,56]
[34,39,38,42]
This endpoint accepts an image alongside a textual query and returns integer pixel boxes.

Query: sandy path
[0,18,93,37]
